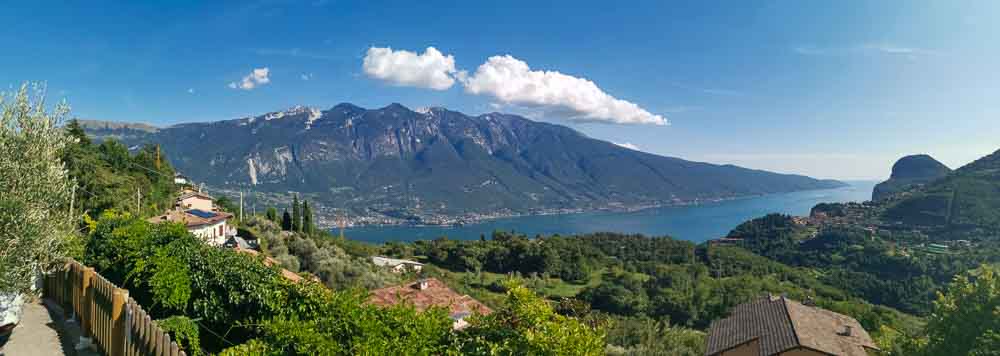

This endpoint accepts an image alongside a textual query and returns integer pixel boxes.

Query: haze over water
[341,181,876,244]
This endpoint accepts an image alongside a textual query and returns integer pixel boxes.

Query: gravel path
[1,299,100,356]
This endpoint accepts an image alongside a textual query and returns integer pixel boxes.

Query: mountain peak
[889,154,951,180]
[382,103,411,112]
[873,154,951,200]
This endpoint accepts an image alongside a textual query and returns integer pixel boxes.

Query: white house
[148,209,233,246]
[176,191,215,211]
[371,256,424,273]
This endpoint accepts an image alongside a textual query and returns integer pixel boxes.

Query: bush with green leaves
[157,316,203,356]
[84,212,606,355]
[460,282,606,356]
[908,265,1000,356]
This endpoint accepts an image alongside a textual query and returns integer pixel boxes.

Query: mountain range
[81,103,845,222]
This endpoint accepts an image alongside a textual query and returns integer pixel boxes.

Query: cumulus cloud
[362,47,459,90]
[461,55,667,125]
[613,142,641,151]
[229,67,270,90]
[300,73,313,81]
[187,88,195,94]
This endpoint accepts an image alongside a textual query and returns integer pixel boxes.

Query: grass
[426,265,605,308]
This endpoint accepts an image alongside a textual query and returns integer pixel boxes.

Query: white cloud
[187,88,195,94]
[362,46,459,90]
[461,55,667,125]
[300,73,313,81]
[229,67,270,90]
[613,142,641,151]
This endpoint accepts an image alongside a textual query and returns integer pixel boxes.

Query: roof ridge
[779,297,803,350]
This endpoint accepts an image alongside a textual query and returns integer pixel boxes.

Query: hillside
[872,154,951,201]
[81,104,844,221]
[883,149,1000,229]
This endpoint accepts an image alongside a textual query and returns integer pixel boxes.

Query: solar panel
[187,209,217,219]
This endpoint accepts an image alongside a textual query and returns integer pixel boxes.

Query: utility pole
[239,191,244,220]
[69,185,76,225]
[136,187,141,215]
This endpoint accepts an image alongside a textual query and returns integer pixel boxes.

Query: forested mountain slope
[883,149,1000,229]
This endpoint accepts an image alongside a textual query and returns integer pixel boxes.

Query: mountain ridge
[882,149,1000,230]
[81,103,846,224]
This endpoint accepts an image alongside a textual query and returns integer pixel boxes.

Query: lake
[340,181,876,244]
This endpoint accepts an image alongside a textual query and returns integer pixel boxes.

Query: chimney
[803,297,816,306]
[839,325,853,337]
[418,279,429,290]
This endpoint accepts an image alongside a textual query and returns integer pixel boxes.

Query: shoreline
[323,184,861,230]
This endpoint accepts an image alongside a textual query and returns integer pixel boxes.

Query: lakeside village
[707,197,977,256]
[207,180,746,229]
[163,179,883,355]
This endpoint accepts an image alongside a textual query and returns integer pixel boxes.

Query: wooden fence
[43,260,188,356]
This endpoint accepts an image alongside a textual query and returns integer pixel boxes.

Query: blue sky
[3,0,997,180]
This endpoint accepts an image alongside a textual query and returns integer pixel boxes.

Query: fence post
[111,288,129,356]
[80,267,95,337]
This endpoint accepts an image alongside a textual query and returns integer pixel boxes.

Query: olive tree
[0,83,74,294]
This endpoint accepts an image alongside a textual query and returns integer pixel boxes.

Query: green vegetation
[242,216,400,290]
[62,118,178,219]
[379,231,920,354]
[81,211,605,355]
[730,213,1000,315]
[919,265,1000,356]
[877,265,1000,355]
[883,149,1000,232]
[460,282,606,356]
[0,83,75,295]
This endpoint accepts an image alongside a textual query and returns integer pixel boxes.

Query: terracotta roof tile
[368,278,492,317]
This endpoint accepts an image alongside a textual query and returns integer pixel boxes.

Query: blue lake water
[341,181,876,244]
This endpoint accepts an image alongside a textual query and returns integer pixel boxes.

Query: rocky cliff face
[873,154,951,201]
[83,103,845,217]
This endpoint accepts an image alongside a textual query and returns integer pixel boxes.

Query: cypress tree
[291,194,301,232]
[302,200,313,234]
[281,209,292,231]
[265,207,278,223]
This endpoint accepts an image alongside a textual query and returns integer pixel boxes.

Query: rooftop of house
[368,278,492,318]
[177,191,214,201]
[371,256,424,267]
[147,209,231,228]
[705,296,878,356]
[233,247,314,283]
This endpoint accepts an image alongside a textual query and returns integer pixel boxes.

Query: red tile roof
[368,278,492,317]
